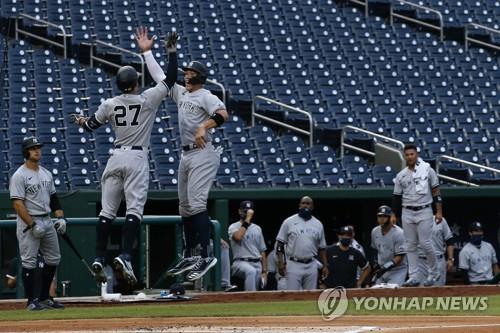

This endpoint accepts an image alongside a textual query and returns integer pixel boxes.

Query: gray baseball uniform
[267,248,287,290]
[10,165,61,269]
[393,159,440,281]
[170,83,225,217]
[276,214,327,290]
[371,225,408,286]
[459,241,498,283]
[228,221,266,291]
[417,217,453,286]
[94,83,169,219]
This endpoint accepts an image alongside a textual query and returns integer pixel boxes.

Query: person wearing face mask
[370,205,408,286]
[459,222,499,285]
[276,196,328,290]
[324,226,371,289]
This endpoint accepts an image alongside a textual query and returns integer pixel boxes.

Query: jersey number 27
[114,104,141,127]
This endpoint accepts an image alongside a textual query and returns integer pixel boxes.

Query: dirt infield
[1,285,499,332]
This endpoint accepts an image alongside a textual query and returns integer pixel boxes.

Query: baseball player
[370,205,408,286]
[276,196,328,290]
[9,137,67,310]
[391,144,443,287]
[71,61,170,286]
[136,27,228,281]
[416,215,455,286]
[325,226,371,289]
[228,201,267,291]
[459,221,499,284]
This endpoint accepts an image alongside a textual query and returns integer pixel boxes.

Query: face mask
[298,207,312,220]
[470,234,483,246]
[339,238,352,247]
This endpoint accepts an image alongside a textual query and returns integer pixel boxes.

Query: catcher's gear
[116,65,139,93]
[22,137,43,158]
[183,61,208,84]
[377,205,392,216]
[54,217,67,235]
[165,31,179,53]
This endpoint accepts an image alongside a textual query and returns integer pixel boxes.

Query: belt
[419,254,444,260]
[31,214,49,218]
[403,204,431,211]
[182,143,198,152]
[289,257,314,264]
[114,145,144,150]
[234,258,261,263]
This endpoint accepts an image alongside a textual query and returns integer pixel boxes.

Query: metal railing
[341,125,405,158]
[90,40,145,87]
[0,216,222,297]
[177,68,227,105]
[251,96,314,146]
[15,13,68,58]
[436,155,500,187]
[390,0,444,42]
[349,0,369,17]
[465,23,500,51]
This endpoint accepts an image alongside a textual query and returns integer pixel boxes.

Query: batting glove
[54,217,67,235]
[165,31,179,53]
[31,223,45,239]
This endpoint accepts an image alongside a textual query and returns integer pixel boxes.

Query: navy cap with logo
[337,225,354,236]
[239,200,254,210]
[377,205,392,216]
[469,221,483,232]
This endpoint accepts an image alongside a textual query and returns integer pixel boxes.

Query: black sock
[39,264,57,301]
[122,214,140,256]
[182,216,195,257]
[191,211,211,257]
[22,267,36,302]
[96,215,114,258]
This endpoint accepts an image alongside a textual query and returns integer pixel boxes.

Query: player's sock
[39,264,57,301]
[191,210,210,258]
[182,216,195,257]
[22,267,36,302]
[96,215,114,258]
[122,214,140,256]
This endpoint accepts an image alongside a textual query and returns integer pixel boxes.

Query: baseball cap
[469,221,483,232]
[377,205,392,216]
[337,225,354,236]
[239,200,254,210]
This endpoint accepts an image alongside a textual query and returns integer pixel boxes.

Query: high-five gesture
[165,31,179,53]
[135,26,154,52]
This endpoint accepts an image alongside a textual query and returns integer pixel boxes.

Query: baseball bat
[61,233,95,278]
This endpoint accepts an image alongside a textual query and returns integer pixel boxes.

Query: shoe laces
[192,258,205,271]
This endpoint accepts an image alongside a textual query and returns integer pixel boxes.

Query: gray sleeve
[276,219,289,243]
[394,229,407,255]
[170,83,184,103]
[428,168,439,188]
[143,50,166,83]
[48,171,56,195]
[318,225,327,249]
[94,100,110,124]
[227,224,237,240]
[370,229,376,249]
[393,173,403,195]
[441,219,453,241]
[142,82,170,110]
[204,94,225,116]
[258,227,267,253]
[458,248,469,270]
[489,244,498,264]
[9,172,25,200]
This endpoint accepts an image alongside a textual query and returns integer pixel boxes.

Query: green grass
[1,296,499,321]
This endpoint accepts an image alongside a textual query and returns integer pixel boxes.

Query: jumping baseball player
[136,27,228,281]
[416,215,454,286]
[9,137,67,310]
[459,221,499,284]
[391,144,443,287]
[228,201,267,291]
[371,205,408,286]
[71,61,170,286]
[276,196,328,290]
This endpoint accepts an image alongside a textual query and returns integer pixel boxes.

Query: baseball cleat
[113,255,137,286]
[167,256,201,276]
[40,297,65,310]
[26,299,48,311]
[222,284,238,292]
[186,257,217,281]
[91,259,107,283]
[423,273,440,287]
[402,278,420,287]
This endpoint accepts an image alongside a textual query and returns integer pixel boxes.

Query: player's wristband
[242,222,250,229]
